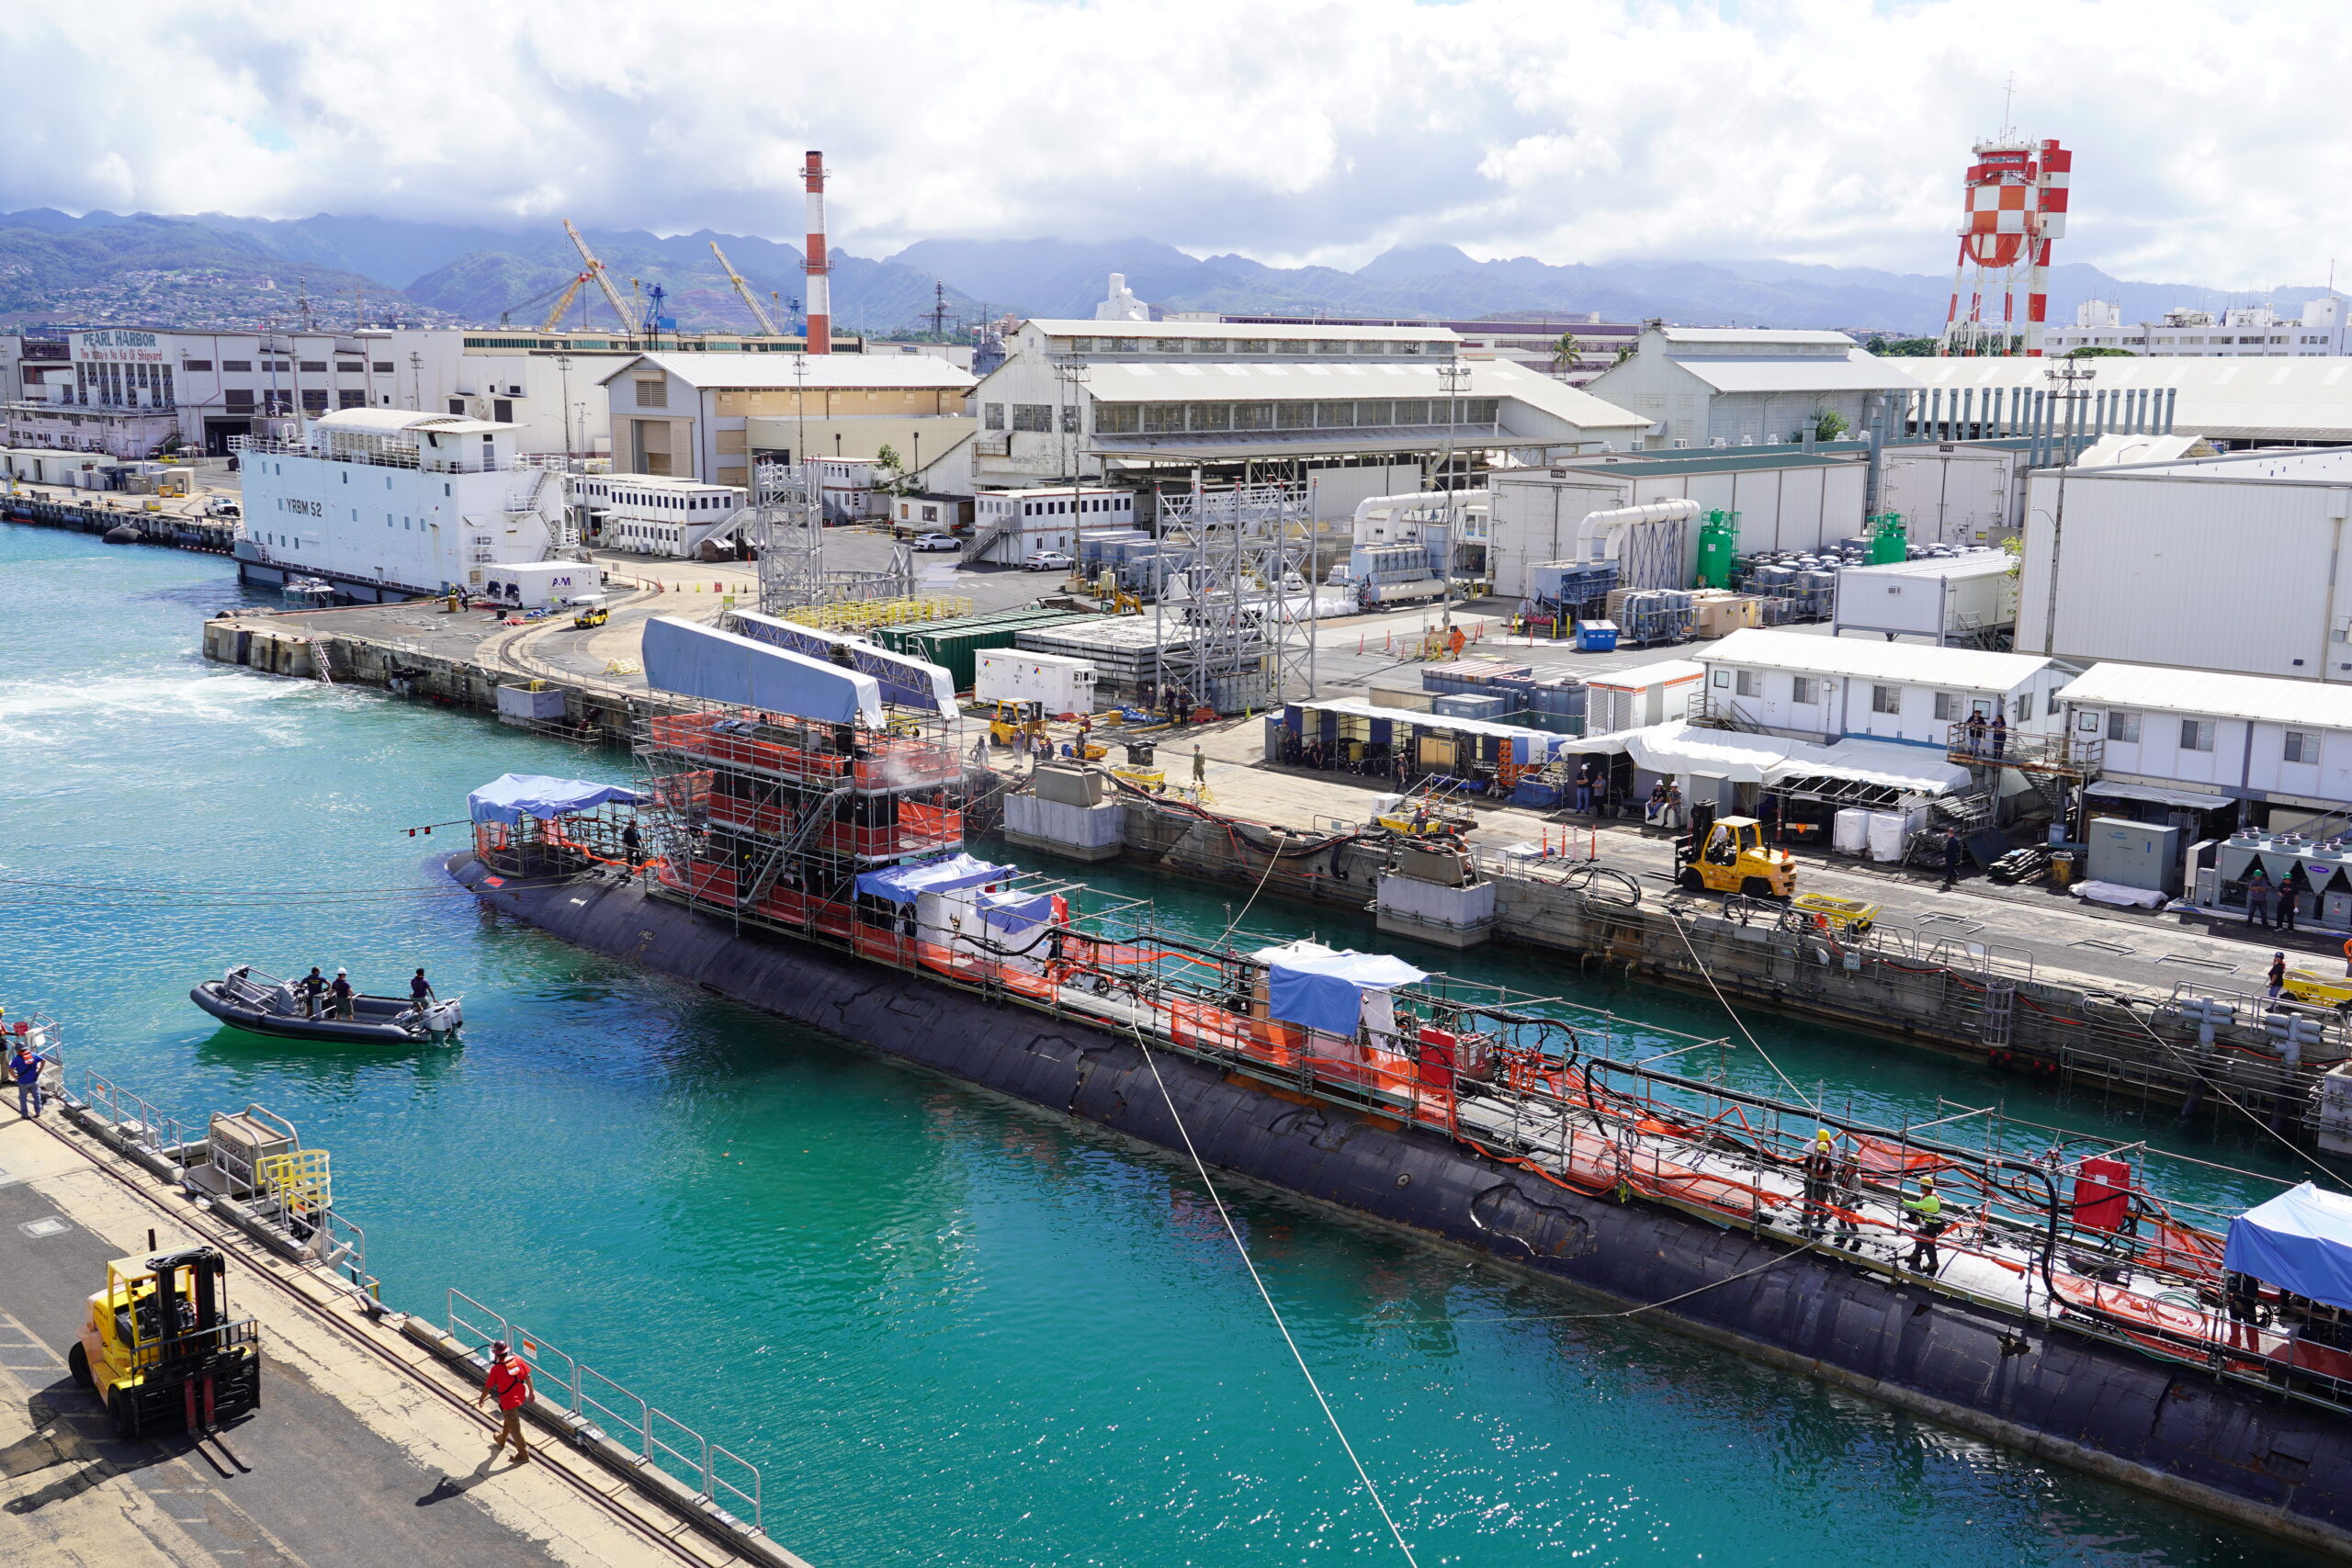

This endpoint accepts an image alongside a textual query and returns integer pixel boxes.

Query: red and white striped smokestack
[802,151,831,355]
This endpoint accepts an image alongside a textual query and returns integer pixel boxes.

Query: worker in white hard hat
[328,966,355,1021]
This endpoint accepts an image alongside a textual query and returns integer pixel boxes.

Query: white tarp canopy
[2086,780,2235,811]
[1561,720,1967,796]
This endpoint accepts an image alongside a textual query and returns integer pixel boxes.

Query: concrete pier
[0,1107,810,1568]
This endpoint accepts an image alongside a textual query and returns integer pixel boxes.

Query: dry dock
[0,1095,811,1568]
[188,585,2352,1146]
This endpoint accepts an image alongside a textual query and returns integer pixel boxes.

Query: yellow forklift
[989,699,1047,747]
[69,1246,261,1439]
[1674,812,1796,899]
[571,603,610,629]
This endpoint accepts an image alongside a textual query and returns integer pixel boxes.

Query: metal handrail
[443,1290,765,1533]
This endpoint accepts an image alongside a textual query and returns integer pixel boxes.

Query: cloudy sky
[2,0,2335,286]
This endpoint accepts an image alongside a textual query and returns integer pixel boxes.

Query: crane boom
[708,240,782,336]
[563,220,640,335]
[537,272,590,333]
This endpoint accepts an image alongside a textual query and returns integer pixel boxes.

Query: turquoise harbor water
[0,522,2335,1566]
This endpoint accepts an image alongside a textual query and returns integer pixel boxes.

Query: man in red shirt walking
[478,1339,532,1464]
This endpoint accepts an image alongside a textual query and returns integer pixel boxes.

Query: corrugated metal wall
[2019,471,2351,682]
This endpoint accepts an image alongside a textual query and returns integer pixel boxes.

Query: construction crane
[497,270,591,330]
[709,240,782,335]
[563,220,640,336]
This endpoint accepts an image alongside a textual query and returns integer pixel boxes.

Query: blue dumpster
[1576,619,1619,653]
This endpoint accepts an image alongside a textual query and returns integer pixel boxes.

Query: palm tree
[1549,333,1582,376]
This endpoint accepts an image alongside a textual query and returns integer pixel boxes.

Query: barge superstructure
[453,613,2352,1556]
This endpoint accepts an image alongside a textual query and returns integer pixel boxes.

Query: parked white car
[1024,550,1076,573]
[912,533,961,551]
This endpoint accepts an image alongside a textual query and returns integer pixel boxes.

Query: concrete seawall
[1105,790,2333,1140]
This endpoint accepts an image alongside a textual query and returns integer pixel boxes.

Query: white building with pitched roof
[598,351,977,491]
[955,318,1650,521]
[1580,326,1922,451]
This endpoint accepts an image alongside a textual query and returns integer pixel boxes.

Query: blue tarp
[2224,1182,2352,1310]
[729,611,956,716]
[468,773,644,826]
[641,615,886,727]
[1266,949,1429,1036]
[854,853,1012,907]
[978,889,1055,934]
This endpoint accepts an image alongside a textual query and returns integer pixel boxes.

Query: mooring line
[1126,1023,1419,1566]
[1669,911,1821,1113]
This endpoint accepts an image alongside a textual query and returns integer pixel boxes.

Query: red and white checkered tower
[802,151,831,355]
[1938,137,2070,356]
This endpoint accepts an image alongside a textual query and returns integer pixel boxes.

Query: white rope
[1128,1027,1420,1566]
[1669,912,1821,1113]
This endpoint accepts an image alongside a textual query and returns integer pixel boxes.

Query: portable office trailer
[1831,551,2017,645]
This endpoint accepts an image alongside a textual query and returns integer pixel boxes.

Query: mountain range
[0,207,2316,339]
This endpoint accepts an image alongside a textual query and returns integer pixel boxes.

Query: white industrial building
[1906,355,2352,448]
[570,472,746,558]
[599,352,977,491]
[1832,550,2017,645]
[233,408,565,601]
[946,319,1649,523]
[1579,326,1920,451]
[2042,297,2348,357]
[967,485,1137,565]
[2058,663,2352,828]
[0,322,852,461]
[2014,446,2352,682]
[1694,627,2070,751]
[1487,445,1868,597]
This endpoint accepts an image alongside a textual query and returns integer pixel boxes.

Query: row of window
[1720,670,2039,722]
[179,359,390,373]
[984,398,1503,436]
[2102,710,2323,760]
[1057,337,1440,357]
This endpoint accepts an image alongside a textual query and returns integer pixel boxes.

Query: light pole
[556,353,575,461]
[1435,356,1473,630]
[1054,356,1091,573]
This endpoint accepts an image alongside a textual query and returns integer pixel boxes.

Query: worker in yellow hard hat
[1799,1129,1837,1239]
[1902,1174,1947,1274]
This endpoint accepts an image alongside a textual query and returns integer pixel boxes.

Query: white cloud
[1,0,2343,285]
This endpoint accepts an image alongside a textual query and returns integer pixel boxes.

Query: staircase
[1684,688,1765,733]
[959,512,1019,566]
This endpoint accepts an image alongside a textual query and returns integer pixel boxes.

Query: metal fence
[446,1291,763,1533]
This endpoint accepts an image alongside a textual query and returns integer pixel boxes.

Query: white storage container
[1832,808,1871,856]
[1866,811,1912,863]
[976,649,1097,716]
[482,560,597,610]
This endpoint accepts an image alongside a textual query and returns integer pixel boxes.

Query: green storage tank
[1696,509,1739,589]
[1865,511,1908,565]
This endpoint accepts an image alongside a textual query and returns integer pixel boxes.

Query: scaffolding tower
[1153,480,1317,713]
[752,459,916,620]
[752,460,826,616]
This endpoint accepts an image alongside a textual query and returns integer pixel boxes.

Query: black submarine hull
[451,852,2352,1556]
